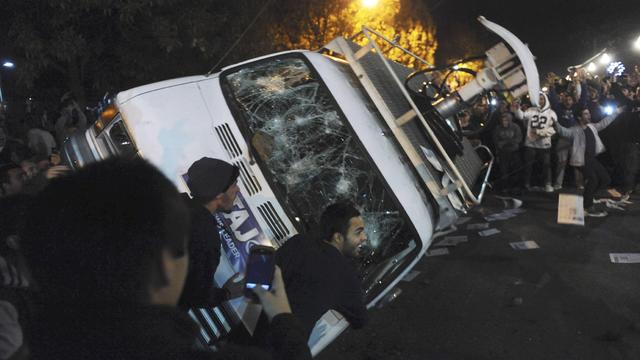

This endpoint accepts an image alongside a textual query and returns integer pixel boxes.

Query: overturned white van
[62,17,540,356]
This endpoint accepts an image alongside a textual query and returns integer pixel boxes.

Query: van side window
[108,121,136,159]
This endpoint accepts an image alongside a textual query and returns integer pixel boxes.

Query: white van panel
[117,80,230,189]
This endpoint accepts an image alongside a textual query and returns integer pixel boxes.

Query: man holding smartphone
[179,157,244,308]
[274,202,369,340]
[22,158,311,359]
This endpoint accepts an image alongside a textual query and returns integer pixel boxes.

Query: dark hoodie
[29,304,311,360]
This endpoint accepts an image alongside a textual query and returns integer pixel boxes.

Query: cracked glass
[223,55,420,299]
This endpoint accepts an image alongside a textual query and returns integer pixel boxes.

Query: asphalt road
[319,191,640,360]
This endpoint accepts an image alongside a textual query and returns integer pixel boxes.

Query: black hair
[21,158,190,304]
[574,106,590,120]
[317,202,361,243]
[610,82,633,108]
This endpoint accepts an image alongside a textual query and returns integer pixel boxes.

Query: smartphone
[244,245,276,298]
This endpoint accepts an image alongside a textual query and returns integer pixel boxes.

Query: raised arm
[511,102,525,120]
[548,84,562,113]
[554,121,573,139]
[576,81,589,109]
[594,112,620,132]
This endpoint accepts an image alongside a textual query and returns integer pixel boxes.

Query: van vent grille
[214,123,242,158]
[234,158,262,195]
[188,303,236,347]
[257,201,290,245]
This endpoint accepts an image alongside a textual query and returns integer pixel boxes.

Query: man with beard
[274,202,369,340]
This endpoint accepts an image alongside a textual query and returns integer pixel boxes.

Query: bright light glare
[635,36,640,51]
[587,62,597,72]
[2,61,14,69]
[362,0,379,7]
[490,99,497,106]
[452,64,460,70]
[600,53,611,65]
[604,105,614,115]
[541,86,548,92]
[607,61,625,76]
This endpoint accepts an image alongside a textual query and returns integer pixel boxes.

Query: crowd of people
[460,67,640,217]
[0,93,85,199]
[2,61,640,358]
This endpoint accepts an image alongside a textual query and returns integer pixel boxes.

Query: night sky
[427,0,640,75]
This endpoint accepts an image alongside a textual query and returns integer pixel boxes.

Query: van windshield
[222,55,420,300]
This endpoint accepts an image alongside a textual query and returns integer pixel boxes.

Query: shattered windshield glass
[222,55,419,299]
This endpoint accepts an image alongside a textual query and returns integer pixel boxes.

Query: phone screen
[244,248,275,291]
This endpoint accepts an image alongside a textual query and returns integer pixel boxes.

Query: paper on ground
[610,253,640,263]
[510,240,540,250]
[435,235,468,247]
[401,270,421,282]
[467,222,490,230]
[557,193,584,226]
[426,248,450,257]
[479,228,501,237]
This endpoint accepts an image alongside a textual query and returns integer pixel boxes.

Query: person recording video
[21,158,311,359]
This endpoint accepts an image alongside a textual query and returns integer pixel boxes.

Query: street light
[599,53,611,65]
[587,62,597,72]
[634,35,640,51]
[2,61,15,69]
[362,0,379,8]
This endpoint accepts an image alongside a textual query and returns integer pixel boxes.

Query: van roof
[117,75,208,105]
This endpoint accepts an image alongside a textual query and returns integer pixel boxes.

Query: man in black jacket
[179,157,244,308]
[276,202,369,340]
[20,158,311,360]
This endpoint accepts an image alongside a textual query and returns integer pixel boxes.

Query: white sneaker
[544,184,554,193]
[585,207,608,217]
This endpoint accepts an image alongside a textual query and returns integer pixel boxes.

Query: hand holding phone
[252,266,292,322]
[244,245,276,300]
[222,273,244,299]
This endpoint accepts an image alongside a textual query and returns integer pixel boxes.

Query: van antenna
[206,0,273,77]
